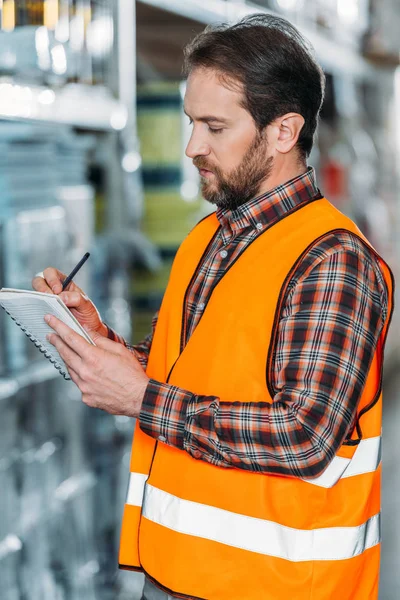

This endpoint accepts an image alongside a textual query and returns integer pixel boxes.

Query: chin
[201,183,217,200]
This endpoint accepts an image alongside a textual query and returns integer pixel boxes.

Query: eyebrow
[183,108,230,125]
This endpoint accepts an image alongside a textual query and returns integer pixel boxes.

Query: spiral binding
[0,305,71,381]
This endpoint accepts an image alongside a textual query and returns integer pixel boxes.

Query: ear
[275,113,305,155]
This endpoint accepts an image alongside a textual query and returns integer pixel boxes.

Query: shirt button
[220,250,228,259]
[198,302,205,310]
[256,222,263,230]
[193,450,202,459]
[158,435,167,443]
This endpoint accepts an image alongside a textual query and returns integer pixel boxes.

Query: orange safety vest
[119,197,394,600]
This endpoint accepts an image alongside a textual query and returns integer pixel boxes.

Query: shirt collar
[216,166,320,240]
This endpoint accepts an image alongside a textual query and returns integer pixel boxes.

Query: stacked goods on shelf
[55,130,95,294]
[0,119,115,598]
[364,0,400,64]
[0,3,137,598]
[0,381,20,600]
[12,380,68,600]
[0,377,100,600]
[273,0,400,72]
[137,81,202,250]
[0,122,95,372]
[0,124,133,600]
[43,380,98,600]
[83,405,132,597]
[315,68,399,357]
[0,122,68,372]
[317,72,395,261]
[308,0,370,48]
[0,339,130,600]
[133,81,204,342]
[0,0,114,86]
[131,256,175,343]
[223,0,371,51]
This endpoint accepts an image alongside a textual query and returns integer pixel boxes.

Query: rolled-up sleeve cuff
[104,323,126,345]
[139,379,192,449]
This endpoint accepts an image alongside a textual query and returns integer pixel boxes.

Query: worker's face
[184,68,273,210]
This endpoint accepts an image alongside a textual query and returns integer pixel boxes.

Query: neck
[257,161,307,196]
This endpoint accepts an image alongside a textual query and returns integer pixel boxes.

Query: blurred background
[0,0,399,598]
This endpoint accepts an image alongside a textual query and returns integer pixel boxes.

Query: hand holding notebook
[2,255,150,415]
[0,288,96,380]
[31,259,108,337]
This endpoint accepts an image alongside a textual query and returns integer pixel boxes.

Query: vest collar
[216,166,319,243]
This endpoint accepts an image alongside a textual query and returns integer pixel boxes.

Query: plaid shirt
[108,168,388,478]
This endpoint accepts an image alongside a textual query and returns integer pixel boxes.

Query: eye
[208,127,223,134]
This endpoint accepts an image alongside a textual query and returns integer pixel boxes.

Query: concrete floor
[115,367,400,600]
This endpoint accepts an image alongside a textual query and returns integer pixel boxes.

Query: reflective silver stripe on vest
[142,484,381,562]
[303,436,381,489]
[126,472,148,506]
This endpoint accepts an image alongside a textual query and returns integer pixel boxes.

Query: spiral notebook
[0,288,96,380]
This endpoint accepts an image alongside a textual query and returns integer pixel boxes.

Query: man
[34,14,393,600]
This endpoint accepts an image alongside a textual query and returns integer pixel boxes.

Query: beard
[193,130,273,211]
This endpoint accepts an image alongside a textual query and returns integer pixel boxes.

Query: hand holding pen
[32,253,109,337]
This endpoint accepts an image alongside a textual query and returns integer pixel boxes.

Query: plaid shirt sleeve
[139,234,388,478]
[105,311,159,370]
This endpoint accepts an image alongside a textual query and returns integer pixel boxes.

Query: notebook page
[0,291,96,378]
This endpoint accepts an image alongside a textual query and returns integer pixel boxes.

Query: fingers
[67,366,82,387]
[57,292,103,334]
[32,267,84,296]
[58,291,87,309]
[32,274,54,294]
[32,267,67,294]
[45,315,93,360]
[83,327,126,354]
[47,332,82,373]
[43,267,68,294]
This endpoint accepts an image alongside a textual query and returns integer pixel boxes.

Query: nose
[185,129,211,160]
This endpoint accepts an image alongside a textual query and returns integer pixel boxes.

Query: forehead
[184,68,246,117]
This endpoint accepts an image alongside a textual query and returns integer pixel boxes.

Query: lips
[199,168,213,178]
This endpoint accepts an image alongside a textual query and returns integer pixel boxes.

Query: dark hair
[183,14,325,159]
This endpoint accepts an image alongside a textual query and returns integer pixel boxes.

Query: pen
[62,252,90,291]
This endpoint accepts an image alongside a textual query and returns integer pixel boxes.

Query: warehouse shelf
[0,470,97,561]
[137,0,382,80]
[0,360,62,401]
[0,81,128,130]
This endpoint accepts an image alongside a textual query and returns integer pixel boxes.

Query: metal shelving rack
[0,81,128,130]
[0,0,146,397]
[0,361,59,402]
[0,4,143,600]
